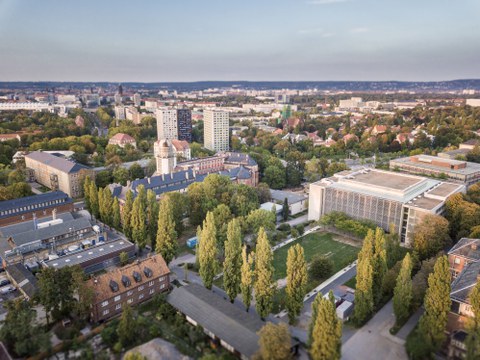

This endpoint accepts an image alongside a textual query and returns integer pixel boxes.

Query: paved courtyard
[342,300,408,360]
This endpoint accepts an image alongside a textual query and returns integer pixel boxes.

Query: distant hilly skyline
[1,80,480,92]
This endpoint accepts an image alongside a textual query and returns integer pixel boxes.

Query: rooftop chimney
[52,209,57,220]
[472,242,478,251]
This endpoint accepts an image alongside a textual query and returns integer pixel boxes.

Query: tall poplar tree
[146,189,159,246]
[97,187,104,221]
[286,244,307,324]
[102,187,113,226]
[241,246,254,312]
[308,294,322,347]
[130,195,147,249]
[393,253,413,326]
[223,218,242,303]
[372,228,388,307]
[254,227,275,319]
[417,256,451,356]
[112,197,121,230]
[83,176,91,211]
[310,291,342,360]
[122,190,134,240]
[466,281,480,359]
[198,212,218,289]
[353,231,374,325]
[89,182,99,218]
[155,197,177,264]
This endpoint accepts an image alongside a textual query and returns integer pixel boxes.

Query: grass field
[273,232,359,280]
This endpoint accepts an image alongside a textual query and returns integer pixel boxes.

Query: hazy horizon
[1,0,479,82]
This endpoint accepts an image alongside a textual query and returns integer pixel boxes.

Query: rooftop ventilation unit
[144,267,153,278]
[132,271,142,283]
[121,275,131,287]
[109,280,119,292]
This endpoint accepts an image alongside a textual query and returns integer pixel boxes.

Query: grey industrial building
[42,239,136,274]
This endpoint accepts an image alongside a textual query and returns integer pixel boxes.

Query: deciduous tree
[241,246,254,311]
[256,323,292,360]
[417,256,451,356]
[286,244,307,324]
[223,218,242,302]
[393,253,413,326]
[122,190,134,240]
[198,212,218,289]
[254,227,275,319]
[310,292,342,360]
[155,197,177,264]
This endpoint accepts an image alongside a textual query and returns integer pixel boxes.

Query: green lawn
[273,232,359,280]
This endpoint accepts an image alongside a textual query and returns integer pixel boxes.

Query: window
[101,300,109,307]
[127,298,133,304]
[115,304,121,310]
[454,257,461,265]
[149,281,154,287]
[149,289,155,295]
[138,286,144,291]
[127,291,133,296]
[160,284,166,290]
[159,276,165,282]
[102,309,109,316]
[139,294,144,300]
[114,295,121,302]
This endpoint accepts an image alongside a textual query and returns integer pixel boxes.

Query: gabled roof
[109,133,136,142]
[167,284,265,358]
[448,238,480,262]
[451,261,480,304]
[5,263,38,300]
[0,191,71,215]
[25,151,90,173]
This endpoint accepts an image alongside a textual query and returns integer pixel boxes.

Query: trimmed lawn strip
[272,232,359,280]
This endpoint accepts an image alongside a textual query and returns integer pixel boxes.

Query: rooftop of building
[0,191,71,215]
[270,189,307,204]
[43,239,135,269]
[25,151,91,174]
[167,284,265,358]
[86,254,170,303]
[450,261,480,304]
[391,155,480,176]
[314,168,463,206]
[0,212,93,247]
[448,238,480,262]
[5,262,38,299]
[109,133,136,142]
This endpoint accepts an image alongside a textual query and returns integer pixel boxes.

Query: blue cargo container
[186,237,198,249]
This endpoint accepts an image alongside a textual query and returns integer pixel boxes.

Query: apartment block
[25,151,95,198]
[155,108,178,140]
[87,254,170,322]
[204,109,229,152]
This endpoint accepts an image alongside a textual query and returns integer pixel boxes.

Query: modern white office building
[203,109,229,152]
[308,168,465,246]
[155,108,178,140]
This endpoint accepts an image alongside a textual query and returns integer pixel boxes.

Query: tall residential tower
[203,109,229,152]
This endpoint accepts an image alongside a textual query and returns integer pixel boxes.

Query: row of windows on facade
[102,284,165,315]
[0,199,66,216]
[102,276,165,307]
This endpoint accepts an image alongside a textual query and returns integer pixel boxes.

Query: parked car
[0,285,16,294]
[0,277,10,287]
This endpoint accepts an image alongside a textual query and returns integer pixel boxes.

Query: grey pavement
[283,214,308,228]
[396,308,423,340]
[342,300,408,360]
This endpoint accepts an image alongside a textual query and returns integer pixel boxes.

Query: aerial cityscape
[0,1,479,359]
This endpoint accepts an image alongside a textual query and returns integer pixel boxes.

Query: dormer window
[144,267,153,278]
[132,271,142,282]
[109,280,119,292]
[121,275,131,287]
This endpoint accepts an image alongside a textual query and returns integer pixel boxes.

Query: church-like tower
[154,139,177,175]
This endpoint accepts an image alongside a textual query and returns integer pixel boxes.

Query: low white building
[270,189,308,215]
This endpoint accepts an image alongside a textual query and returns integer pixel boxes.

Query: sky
[0,0,479,82]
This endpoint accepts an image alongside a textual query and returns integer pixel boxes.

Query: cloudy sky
[0,0,479,82]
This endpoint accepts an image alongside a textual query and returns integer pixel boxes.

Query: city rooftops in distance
[390,154,480,185]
